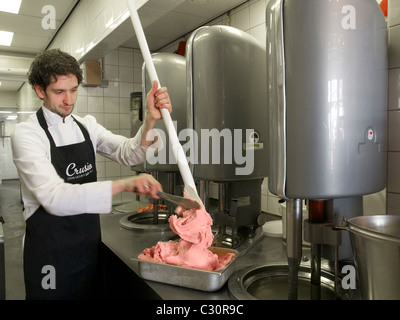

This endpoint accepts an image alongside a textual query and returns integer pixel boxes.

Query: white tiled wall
[74,47,144,205]
[230,1,281,215]
[388,0,400,215]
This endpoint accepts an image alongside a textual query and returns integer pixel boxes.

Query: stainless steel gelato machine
[267,0,387,200]
[186,25,269,248]
[265,0,388,300]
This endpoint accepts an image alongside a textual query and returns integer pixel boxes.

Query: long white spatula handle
[126,0,201,204]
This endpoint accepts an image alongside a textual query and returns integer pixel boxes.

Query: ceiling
[0,0,79,90]
[78,0,248,61]
[0,0,247,121]
[0,0,79,121]
[121,0,248,52]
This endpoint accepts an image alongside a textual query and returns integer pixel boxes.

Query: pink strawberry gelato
[138,207,235,271]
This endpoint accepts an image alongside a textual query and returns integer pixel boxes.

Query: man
[11,49,171,299]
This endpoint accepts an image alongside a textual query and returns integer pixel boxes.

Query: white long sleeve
[11,107,159,221]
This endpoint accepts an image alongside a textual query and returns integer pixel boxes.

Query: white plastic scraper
[126,0,203,207]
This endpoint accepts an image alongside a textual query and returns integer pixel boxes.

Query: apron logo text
[66,162,94,179]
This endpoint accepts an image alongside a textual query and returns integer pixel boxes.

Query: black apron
[24,108,100,300]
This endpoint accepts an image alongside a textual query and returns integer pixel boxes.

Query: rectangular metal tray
[131,247,238,292]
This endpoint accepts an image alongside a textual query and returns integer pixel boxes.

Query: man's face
[35,73,79,119]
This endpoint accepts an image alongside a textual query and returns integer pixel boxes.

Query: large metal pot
[346,215,400,300]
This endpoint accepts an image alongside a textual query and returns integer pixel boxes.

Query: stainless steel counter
[100,202,312,300]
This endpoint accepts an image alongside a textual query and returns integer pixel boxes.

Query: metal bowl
[347,215,400,299]
[228,263,352,300]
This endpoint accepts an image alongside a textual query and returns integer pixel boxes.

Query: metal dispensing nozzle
[308,200,325,300]
[286,199,303,300]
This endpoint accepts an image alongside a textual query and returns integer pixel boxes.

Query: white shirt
[11,107,160,221]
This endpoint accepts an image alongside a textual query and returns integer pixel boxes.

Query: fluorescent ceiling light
[0,111,12,114]
[188,0,211,4]
[0,30,13,46]
[0,0,22,14]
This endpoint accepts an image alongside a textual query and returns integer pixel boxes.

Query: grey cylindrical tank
[186,25,269,181]
[141,52,187,172]
[267,0,388,200]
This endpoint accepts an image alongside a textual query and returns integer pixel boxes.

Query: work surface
[100,202,313,300]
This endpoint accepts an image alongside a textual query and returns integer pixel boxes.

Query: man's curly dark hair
[27,49,83,91]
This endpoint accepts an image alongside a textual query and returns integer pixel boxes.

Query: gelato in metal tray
[131,247,238,292]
